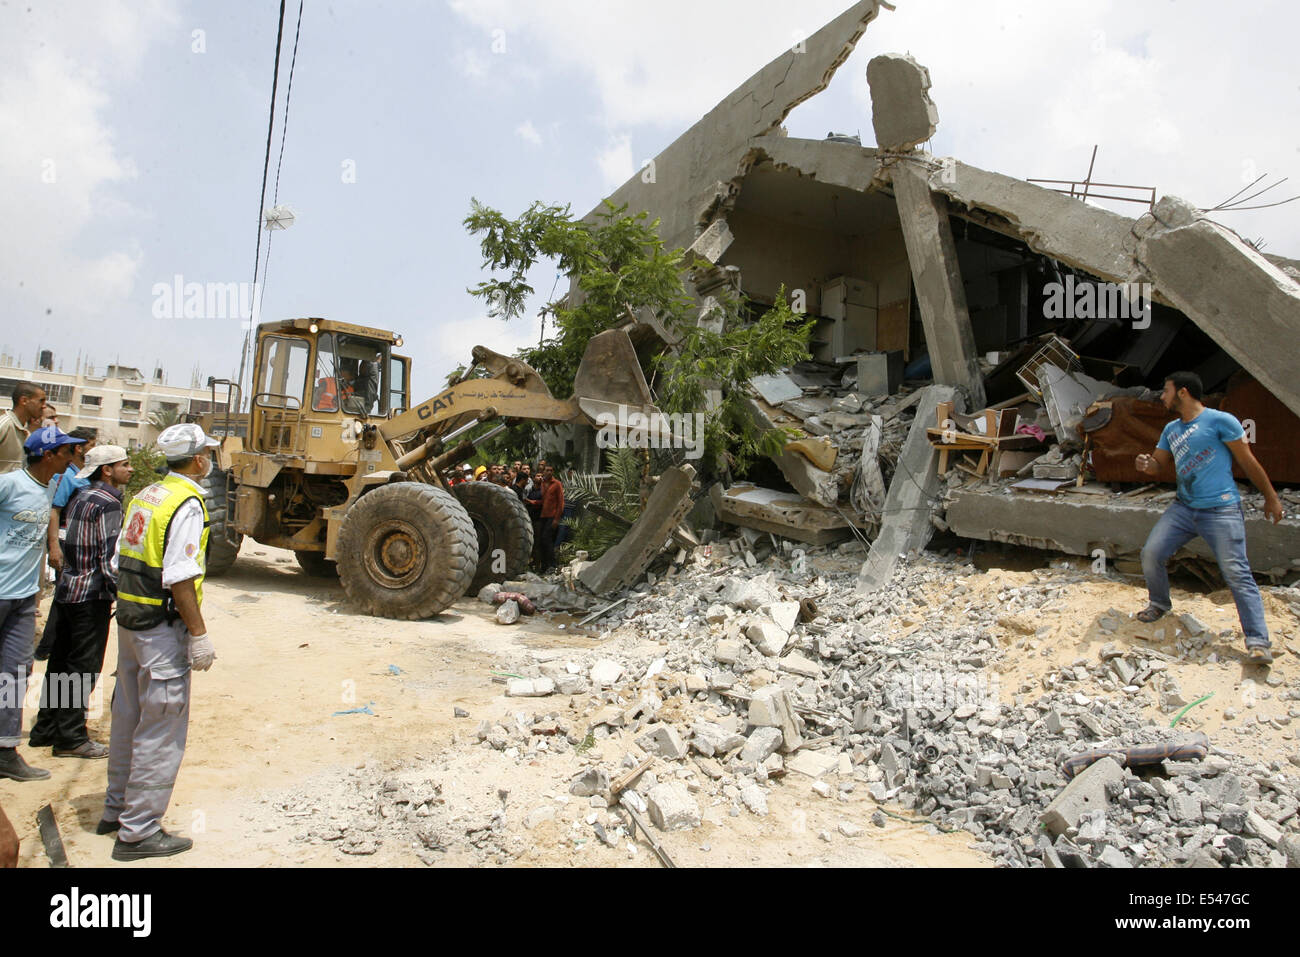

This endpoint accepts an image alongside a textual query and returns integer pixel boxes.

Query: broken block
[1039,756,1124,837]
[740,727,783,765]
[645,782,700,831]
[636,725,688,761]
[866,53,939,151]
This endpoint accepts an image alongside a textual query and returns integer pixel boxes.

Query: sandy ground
[4,545,1295,869]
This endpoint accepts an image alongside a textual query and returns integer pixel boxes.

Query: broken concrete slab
[711,483,861,546]
[1135,196,1300,419]
[740,396,840,506]
[590,0,886,253]
[890,162,986,409]
[750,373,802,406]
[1040,756,1124,837]
[579,465,696,595]
[944,487,1300,576]
[866,53,940,151]
[785,748,840,779]
[858,385,960,592]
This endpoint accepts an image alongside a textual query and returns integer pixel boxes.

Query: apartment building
[0,350,231,448]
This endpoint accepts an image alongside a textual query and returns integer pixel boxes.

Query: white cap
[156,423,219,461]
[76,444,129,480]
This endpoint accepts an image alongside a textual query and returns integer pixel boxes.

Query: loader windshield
[312,332,387,415]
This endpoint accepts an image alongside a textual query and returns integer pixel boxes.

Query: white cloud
[447,0,854,129]
[0,1,177,339]
[448,0,1299,253]
[596,134,635,190]
[515,120,543,146]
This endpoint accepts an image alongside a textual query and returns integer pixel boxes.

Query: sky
[2,0,1297,402]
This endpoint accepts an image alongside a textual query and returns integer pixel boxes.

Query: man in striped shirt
[28,445,132,758]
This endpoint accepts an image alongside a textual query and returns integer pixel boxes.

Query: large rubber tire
[200,467,242,577]
[335,483,477,619]
[452,481,534,593]
[295,550,337,577]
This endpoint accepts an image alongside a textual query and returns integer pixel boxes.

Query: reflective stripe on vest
[117,473,210,630]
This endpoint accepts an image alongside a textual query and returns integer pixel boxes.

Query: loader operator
[313,364,357,412]
[101,424,220,861]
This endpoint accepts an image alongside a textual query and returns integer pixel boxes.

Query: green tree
[123,444,166,506]
[464,200,814,475]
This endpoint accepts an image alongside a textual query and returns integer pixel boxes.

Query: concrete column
[891,162,987,409]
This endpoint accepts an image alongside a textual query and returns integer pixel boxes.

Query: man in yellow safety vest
[102,424,220,861]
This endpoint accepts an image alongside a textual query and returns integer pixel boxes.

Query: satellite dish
[264,205,297,230]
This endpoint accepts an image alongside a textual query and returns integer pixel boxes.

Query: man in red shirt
[538,466,564,571]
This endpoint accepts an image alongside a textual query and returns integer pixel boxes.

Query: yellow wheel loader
[202,317,659,619]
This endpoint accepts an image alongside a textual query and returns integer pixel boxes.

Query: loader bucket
[572,328,663,428]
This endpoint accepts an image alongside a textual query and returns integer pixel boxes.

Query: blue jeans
[0,595,37,747]
[1141,500,1270,649]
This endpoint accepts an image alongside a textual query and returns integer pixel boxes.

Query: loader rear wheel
[451,481,534,593]
[295,550,337,577]
[200,467,242,578]
[336,483,477,619]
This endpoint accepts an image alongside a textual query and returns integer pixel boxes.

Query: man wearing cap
[102,424,218,860]
[28,445,132,758]
[0,425,85,782]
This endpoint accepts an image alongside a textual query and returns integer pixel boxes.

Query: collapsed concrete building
[569,0,1300,593]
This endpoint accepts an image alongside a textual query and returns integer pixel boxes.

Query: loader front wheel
[336,483,477,619]
[200,467,242,577]
[451,481,534,593]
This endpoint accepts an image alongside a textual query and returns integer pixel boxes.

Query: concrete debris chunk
[690,721,745,757]
[506,676,555,697]
[785,749,840,779]
[636,724,688,761]
[866,52,940,151]
[495,600,521,625]
[590,659,624,687]
[1040,756,1124,837]
[645,782,701,831]
[569,768,611,798]
[746,686,804,752]
[740,727,784,765]
[739,783,769,816]
[746,620,789,657]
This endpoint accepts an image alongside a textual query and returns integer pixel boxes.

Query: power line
[236,0,289,408]
[250,0,305,397]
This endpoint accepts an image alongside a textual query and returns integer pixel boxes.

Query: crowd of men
[447,459,577,571]
[1,381,220,864]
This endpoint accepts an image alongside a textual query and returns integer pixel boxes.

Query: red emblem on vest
[124,509,147,548]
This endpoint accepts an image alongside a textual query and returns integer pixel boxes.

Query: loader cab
[249,318,410,458]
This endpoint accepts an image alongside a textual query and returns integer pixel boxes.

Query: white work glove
[188,633,216,671]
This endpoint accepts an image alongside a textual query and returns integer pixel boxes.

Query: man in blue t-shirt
[1135,371,1284,665]
[0,425,85,782]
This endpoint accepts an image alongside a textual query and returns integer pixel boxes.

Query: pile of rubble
[268,531,1299,867]
[457,539,1300,868]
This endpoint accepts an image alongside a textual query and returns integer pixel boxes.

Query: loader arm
[378,327,661,475]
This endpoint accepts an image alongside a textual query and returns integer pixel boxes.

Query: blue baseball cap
[24,425,87,456]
